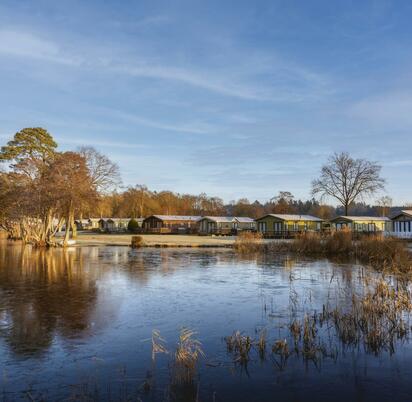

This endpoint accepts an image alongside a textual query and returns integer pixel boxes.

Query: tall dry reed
[172,328,204,385]
[234,232,264,253]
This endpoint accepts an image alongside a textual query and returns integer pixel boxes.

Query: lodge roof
[147,215,202,222]
[256,214,323,222]
[235,217,255,223]
[199,216,255,223]
[98,217,132,222]
[390,210,412,220]
[331,216,391,222]
[199,216,235,223]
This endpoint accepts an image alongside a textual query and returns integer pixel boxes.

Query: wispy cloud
[0,28,331,103]
[109,15,171,30]
[350,91,412,127]
[56,136,147,149]
[102,108,215,135]
[0,29,81,66]
[114,64,274,101]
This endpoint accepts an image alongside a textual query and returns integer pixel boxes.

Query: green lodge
[255,214,323,237]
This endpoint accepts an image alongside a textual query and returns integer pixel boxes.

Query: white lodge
[390,210,412,239]
[330,216,391,232]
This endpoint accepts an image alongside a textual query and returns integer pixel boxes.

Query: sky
[0,0,411,204]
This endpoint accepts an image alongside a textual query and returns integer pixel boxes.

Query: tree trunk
[63,217,70,246]
[63,202,74,247]
[71,216,77,239]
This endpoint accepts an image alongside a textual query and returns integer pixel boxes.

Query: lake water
[1,240,412,401]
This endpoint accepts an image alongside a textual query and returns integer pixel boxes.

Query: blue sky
[0,0,411,204]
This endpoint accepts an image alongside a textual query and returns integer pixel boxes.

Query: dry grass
[172,328,204,385]
[234,232,264,253]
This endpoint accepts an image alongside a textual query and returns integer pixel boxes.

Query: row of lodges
[256,211,412,238]
[75,210,412,238]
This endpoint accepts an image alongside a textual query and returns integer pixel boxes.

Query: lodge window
[273,222,282,232]
[258,222,266,232]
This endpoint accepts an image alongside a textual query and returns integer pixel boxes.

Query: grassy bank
[75,233,236,247]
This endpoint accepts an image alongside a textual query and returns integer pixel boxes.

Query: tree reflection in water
[0,244,98,356]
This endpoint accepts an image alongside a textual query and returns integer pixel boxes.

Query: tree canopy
[0,127,57,164]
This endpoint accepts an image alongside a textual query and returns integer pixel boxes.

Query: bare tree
[376,195,392,217]
[78,146,121,194]
[312,152,385,216]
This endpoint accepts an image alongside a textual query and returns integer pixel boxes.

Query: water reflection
[0,244,98,356]
[0,243,372,360]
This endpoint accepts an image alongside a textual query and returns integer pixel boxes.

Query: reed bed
[224,331,253,366]
[222,276,412,373]
[320,279,412,354]
[356,236,412,273]
[233,232,264,253]
[273,231,412,273]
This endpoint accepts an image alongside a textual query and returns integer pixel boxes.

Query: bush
[131,235,144,248]
[128,218,140,233]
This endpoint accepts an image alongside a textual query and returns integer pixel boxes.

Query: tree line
[0,128,407,246]
[93,190,402,221]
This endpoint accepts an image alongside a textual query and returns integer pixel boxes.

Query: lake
[1,240,412,401]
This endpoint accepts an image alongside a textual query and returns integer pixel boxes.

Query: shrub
[128,218,140,233]
[131,235,144,248]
